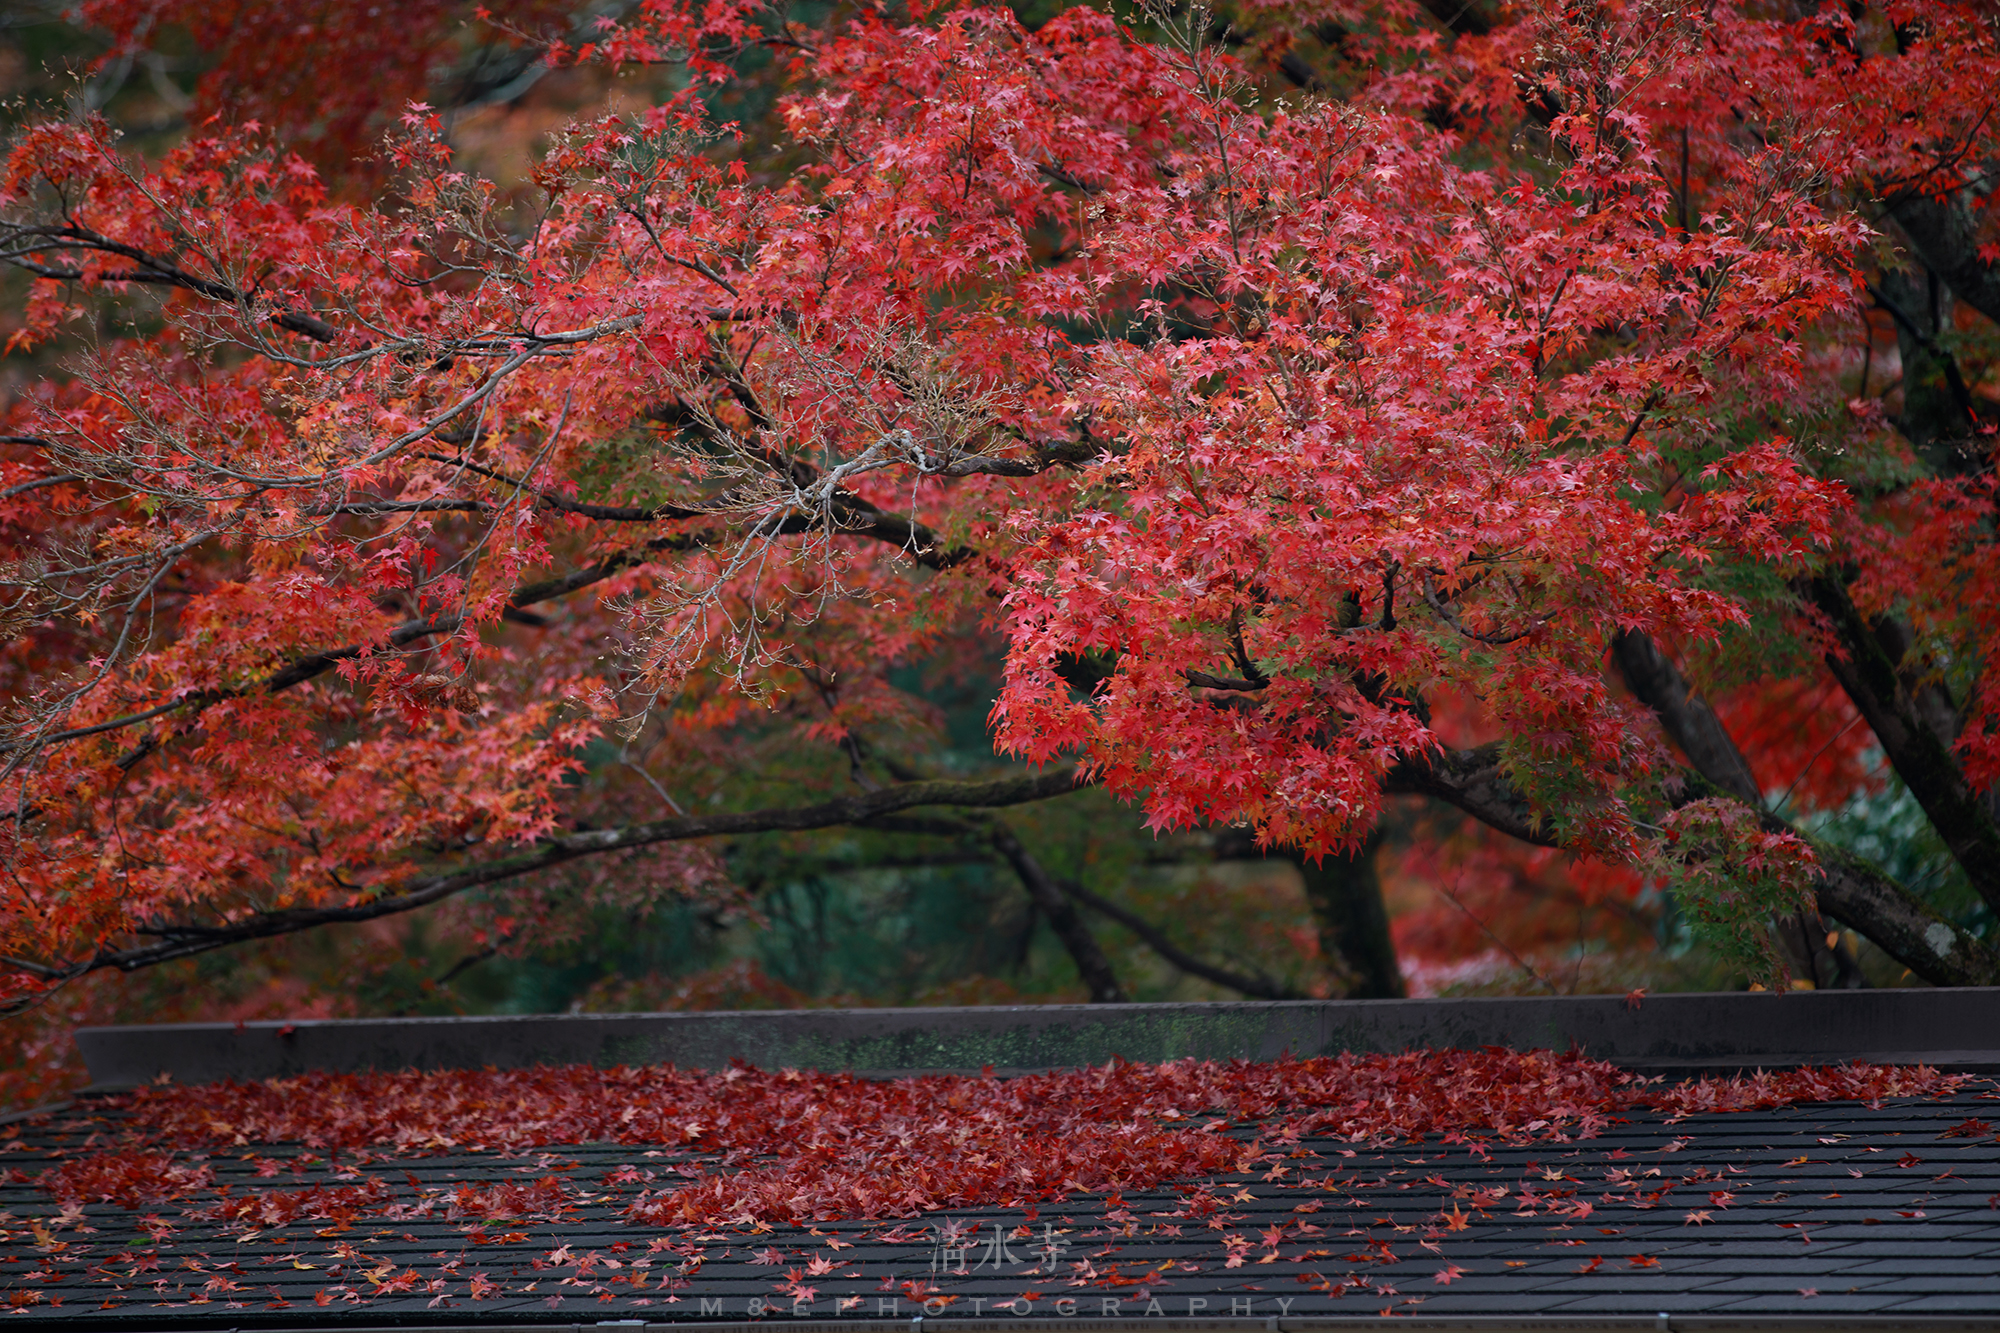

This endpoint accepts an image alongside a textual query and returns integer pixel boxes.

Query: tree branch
[0,474,83,499]
[1184,669,1269,692]
[21,769,1089,989]
[1382,743,1554,848]
[1800,829,1998,986]
[851,809,1299,999]
[412,453,708,523]
[1866,281,1979,422]
[987,820,1127,1002]
[1802,573,2000,916]
[1631,628,2000,984]
[3,225,338,341]
[414,445,973,568]
[1387,666,1992,985]
[1614,628,1857,987]
[1885,185,2000,331]
[20,496,948,762]
[1611,629,1763,802]
[1054,873,1300,999]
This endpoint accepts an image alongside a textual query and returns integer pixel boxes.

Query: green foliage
[1646,798,1819,988]
[1804,774,1995,941]
[444,795,1327,1014]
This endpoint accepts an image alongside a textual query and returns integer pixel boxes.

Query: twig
[1421,574,1548,646]
[1433,875,1558,994]
[1772,713,1863,814]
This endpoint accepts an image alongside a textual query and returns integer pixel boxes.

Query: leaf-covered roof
[2,1050,1996,1327]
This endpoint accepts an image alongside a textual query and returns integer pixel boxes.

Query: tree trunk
[1292,830,1404,998]
[1874,264,1975,475]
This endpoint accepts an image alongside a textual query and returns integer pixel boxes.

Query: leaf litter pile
[24,1050,1969,1229]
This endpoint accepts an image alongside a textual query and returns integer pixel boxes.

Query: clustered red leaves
[1646,1063,1970,1122]
[33,1153,214,1210]
[185,1179,397,1229]
[40,1052,1965,1230]
[439,1175,577,1223]
[9,0,2000,1014]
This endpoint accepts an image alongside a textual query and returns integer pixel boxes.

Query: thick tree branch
[1036,163,1102,195]
[1629,626,2000,984]
[916,430,1105,478]
[668,368,978,570]
[1886,185,2000,331]
[506,543,692,609]
[1415,0,1494,35]
[416,445,973,569]
[3,225,338,341]
[1053,873,1300,999]
[1666,755,2000,985]
[1390,653,1991,985]
[1184,669,1268,692]
[1803,574,2000,916]
[22,769,1089,989]
[1611,629,1762,802]
[0,473,83,499]
[1614,628,1858,987]
[986,820,1127,1003]
[1382,743,1553,848]
[1866,280,1980,423]
[261,615,460,693]
[313,499,494,515]
[1801,829,1998,986]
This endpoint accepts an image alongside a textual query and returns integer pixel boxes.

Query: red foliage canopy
[1,0,1999,1020]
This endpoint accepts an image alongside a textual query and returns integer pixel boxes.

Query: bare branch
[1420,574,1548,645]
[0,474,82,499]
[1185,669,1268,692]
[3,225,338,341]
[311,499,494,515]
[1055,874,1301,999]
[413,452,708,522]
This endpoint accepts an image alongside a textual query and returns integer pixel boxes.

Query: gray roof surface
[3,1084,1999,1330]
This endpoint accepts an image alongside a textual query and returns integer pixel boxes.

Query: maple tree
[1,0,2000,1043]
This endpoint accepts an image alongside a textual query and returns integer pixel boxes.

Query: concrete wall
[75,989,2000,1088]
